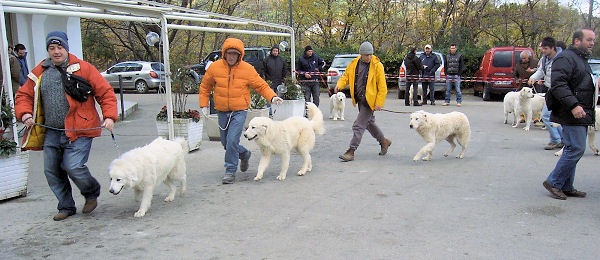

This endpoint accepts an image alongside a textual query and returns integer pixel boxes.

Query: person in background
[296,46,325,106]
[420,44,440,105]
[442,44,465,106]
[13,43,29,86]
[403,47,422,106]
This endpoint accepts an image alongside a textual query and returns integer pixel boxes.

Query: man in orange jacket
[199,38,282,184]
[15,31,117,221]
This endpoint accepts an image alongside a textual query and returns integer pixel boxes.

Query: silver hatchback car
[327,54,359,95]
[101,61,166,93]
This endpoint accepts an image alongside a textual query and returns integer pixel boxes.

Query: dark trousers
[303,81,320,107]
[349,99,385,150]
[422,81,435,102]
[405,80,419,105]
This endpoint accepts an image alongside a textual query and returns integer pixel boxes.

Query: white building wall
[12,14,82,70]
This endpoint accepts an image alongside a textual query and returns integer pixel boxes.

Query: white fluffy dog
[408,83,424,105]
[243,102,325,181]
[329,92,346,120]
[555,107,600,156]
[531,93,545,121]
[409,110,471,161]
[503,87,535,131]
[109,137,188,217]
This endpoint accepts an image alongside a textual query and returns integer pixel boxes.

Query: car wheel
[482,83,491,101]
[135,80,148,94]
[398,90,405,99]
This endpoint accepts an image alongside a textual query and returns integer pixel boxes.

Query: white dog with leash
[410,110,471,161]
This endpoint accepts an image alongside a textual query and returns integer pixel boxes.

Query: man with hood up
[199,38,283,184]
[296,46,325,106]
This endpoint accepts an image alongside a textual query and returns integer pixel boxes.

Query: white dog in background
[408,83,424,105]
[410,110,471,161]
[329,92,346,120]
[109,137,188,217]
[503,87,535,131]
[555,107,600,156]
[244,102,325,181]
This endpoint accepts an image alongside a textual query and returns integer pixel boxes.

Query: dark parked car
[188,47,271,84]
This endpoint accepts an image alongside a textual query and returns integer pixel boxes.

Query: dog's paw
[443,153,449,157]
[456,154,464,159]
[253,176,262,181]
[422,157,431,161]
[297,170,306,176]
[164,195,174,202]
[554,151,561,156]
[523,127,530,131]
[333,117,338,121]
[340,117,344,121]
[329,115,333,119]
[276,175,286,181]
[134,210,146,218]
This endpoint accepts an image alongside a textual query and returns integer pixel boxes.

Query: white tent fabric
[0,0,295,148]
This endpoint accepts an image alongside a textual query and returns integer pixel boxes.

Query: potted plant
[0,100,29,200]
[273,76,305,121]
[155,66,203,151]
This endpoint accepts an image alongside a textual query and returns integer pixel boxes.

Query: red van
[474,47,536,101]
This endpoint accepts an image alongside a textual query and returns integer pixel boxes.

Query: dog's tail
[306,102,325,135]
[174,137,189,154]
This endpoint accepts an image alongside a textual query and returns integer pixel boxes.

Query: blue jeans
[445,75,462,103]
[546,125,587,191]
[218,110,250,174]
[541,105,562,143]
[43,129,100,214]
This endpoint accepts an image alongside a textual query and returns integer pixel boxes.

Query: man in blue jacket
[296,46,325,106]
[420,44,440,105]
[13,44,29,85]
[543,28,596,200]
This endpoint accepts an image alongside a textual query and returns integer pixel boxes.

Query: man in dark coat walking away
[296,46,325,106]
[263,45,287,91]
[403,47,423,106]
[543,28,596,200]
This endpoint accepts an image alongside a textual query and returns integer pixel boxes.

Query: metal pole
[0,3,20,147]
[161,14,175,140]
[289,0,293,28]
[118,75,125,121]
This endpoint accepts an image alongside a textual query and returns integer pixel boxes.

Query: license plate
[494,81,511,85]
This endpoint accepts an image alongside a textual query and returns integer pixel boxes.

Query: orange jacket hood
[221,38,245,63]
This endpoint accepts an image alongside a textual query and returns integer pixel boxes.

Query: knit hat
[359,41,374,55]
[271,45,280,52]
[46,31,69,52]
[304,45,313,52]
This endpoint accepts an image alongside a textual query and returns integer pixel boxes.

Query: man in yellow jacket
[335,42,391,161]
[199,38,283,184]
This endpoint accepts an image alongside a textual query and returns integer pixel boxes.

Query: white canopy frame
[0,0,295,148]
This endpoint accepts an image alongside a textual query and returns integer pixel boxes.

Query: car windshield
[151,63,165,71]
[492,51,513,67]
[331,57,356,68]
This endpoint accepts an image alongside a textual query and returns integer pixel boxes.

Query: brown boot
[339,148,355,162]
[379,138,392,155]
[82,199,97,214]
[53,212,73,221]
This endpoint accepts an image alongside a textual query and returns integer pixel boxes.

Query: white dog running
[329,92,346,120]
[503,87,535,131]
[109,137,188,217]
[243,102,325,181]
[410,110,471,161]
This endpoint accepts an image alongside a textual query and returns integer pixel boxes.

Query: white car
[327,54,359,96]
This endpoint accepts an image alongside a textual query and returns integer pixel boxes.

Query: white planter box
[156,118,203,152]
[245,108,269,128]
[204,108,270,141]
[272,100,305,121]
[0,151,29,200]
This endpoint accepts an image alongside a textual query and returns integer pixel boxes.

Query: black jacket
[444,52,464,75]
[420,52,440,77]
[263,55,287,86]
[296,53,325,80]
[550,46,596,126]
[404,52,422,78]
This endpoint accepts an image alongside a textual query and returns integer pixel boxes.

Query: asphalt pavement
[1,91,599,259]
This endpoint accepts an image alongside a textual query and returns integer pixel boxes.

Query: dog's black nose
[409,125,413,128]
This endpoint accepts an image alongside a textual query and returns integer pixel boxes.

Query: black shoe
[405,103,410,106]
[430,101,436,105]
[240,151,251,172]
[413,103,422,106]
